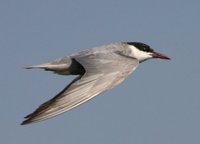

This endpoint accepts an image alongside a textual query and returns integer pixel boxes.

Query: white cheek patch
[128,45,152,61]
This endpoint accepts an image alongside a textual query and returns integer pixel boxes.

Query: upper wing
[21,51,139,125]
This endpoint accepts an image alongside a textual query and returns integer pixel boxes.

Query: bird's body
[21,42,170,125]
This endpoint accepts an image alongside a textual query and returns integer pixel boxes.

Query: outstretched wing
[21,51,139,125]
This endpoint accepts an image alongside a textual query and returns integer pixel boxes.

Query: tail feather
[24,58,85,75]
[24,63,71,75]
[24,63,51,69]
[24,63,67,69]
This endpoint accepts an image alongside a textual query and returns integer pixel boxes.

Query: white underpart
[128,45,153,62]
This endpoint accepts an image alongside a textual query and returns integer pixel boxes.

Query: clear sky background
[0,0,199,144]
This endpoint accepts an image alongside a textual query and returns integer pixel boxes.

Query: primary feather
[21,43,139,124]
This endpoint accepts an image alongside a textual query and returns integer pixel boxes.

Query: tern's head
[124,42,170,62]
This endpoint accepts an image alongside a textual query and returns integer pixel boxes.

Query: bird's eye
[143,48,147,51]
[143,47,153,52]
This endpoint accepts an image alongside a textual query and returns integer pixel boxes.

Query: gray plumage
[21,42,170,125]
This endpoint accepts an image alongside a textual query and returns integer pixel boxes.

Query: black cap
[124,42,154,53]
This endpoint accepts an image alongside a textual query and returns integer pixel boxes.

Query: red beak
[151,52,171,60]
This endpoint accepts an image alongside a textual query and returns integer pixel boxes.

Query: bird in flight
[21,42,170,125]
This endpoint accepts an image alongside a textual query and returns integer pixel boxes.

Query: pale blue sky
[0,0,200,144]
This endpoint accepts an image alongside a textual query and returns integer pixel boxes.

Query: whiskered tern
[21,42,170,125]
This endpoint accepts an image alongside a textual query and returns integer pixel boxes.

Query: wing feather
[21,51,139,125]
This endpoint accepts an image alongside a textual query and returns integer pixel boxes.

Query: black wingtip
[21,119,30,125]
[21,113,34,125]
[24,113,31,119]
[21,117,36,125]
[21,121,27,125]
